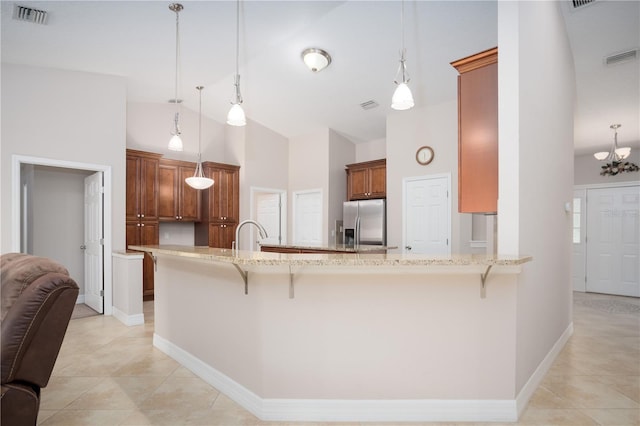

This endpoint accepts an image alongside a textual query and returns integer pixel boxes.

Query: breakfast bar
[130,244,532,423]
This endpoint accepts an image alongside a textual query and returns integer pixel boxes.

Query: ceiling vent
[572,0,596,8]
[605,49,638,66]
[360,100,379,110]
[13,4,48,25]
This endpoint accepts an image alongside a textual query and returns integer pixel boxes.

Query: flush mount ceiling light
[301,48,331,72]
[227,0,246,127]
[168,3,184,151]
[186,86,215,190]
[595,124,639,176]
[391,0,414,111]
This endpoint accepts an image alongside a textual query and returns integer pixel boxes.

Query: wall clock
[416,146,434,165]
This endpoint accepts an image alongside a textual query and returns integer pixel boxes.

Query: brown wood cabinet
[125,149,162,299]
[158,158,201,222]
[194,162,240,249]
[451,47,498,213]
[345,159,386,200]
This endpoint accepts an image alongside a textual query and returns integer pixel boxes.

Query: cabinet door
[209,223,236,249]
[179,165,201,221]
[126,156,141,222]
[368,165,386,198]
[140,156,160,221]
[209,168,239,222]
[126,221,140,248]
[158,163,179,221]
[348,168,369,200]
[140,221,158,299]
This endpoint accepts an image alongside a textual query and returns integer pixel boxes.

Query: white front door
[586,185,640,297]
[403,174,451,255]
[84,172,104,313]
[293,189,322,246]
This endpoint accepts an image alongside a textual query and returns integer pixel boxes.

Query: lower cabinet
[126,220,158,300]
[207,223,237,249]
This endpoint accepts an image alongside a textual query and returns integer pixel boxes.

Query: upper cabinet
[126,149,161,222]
[158,158,201,222]
[346,159,386,201]
[194,161,240,249]
[451,47,498,214]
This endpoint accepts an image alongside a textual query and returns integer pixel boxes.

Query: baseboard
[75,294,85,304]
[153,333,518,422]
[112,306,144,326]
[515,321,574,417]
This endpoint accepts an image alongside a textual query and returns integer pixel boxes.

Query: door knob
[405,246,412,251]
[80,244,86,250]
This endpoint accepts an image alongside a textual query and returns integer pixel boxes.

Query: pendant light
[168,3,184,151]
[391,0,415,111]
[227,0,246,126]
[185,86,215,190]
[595,124,639,177]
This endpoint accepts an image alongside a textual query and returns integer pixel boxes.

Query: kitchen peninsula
[259,243,396,254]
[130,244,532,423]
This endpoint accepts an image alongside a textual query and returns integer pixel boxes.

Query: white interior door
[254,191,286,246]
[586,185,640,297]
[403,174,451,255]
[572,189,587,292]
[293,189,322,246]
[84,172,104,313]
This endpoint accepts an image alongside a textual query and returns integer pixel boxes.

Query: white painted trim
[515,321,574,417]
[11,154,113,316]
[112,307,144,326]
[402,173,452,255]
[470,240,488,248]
[76,294,85,305]
[153,333,518,423]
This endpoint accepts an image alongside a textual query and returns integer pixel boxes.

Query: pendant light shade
[227,102,246,126]
[186,86,214,190]
[392,81,414,111]
[168,3,184,151]
[227,0,246,127]
[391,0,414,111]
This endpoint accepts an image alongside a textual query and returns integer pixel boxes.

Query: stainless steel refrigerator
[343,199,386,246]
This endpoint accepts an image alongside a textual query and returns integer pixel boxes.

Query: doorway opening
[11,155,113,315]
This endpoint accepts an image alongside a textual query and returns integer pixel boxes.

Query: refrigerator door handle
[355,216,360,247]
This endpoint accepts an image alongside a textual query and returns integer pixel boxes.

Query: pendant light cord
[173,5,182,130]
[233,0,242,104]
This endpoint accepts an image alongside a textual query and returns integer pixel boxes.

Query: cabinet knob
[141,223,145,227]
[137,223,141,227]
[141,214,145,218]
[137,214,141,218]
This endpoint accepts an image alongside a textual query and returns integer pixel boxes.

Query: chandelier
[594,124,639,176]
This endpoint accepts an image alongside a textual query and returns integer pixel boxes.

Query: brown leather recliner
[1,253,79,426]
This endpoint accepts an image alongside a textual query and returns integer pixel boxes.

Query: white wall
[574,151,640,185]
[356,138,386,163]
[127,102,227,163]
[1,64,126,255]
[288,129,331,245]
[386,100,465,254]
[328,130,356,243]
[498,1,575,394]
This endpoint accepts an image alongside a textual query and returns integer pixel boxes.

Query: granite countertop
[259,243,397,253]
[128,245,532,268]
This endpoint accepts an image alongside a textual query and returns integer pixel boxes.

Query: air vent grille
[13,4,48,25]
[572,0,596,8]
[360,100,379,110]
[605,49,638,66]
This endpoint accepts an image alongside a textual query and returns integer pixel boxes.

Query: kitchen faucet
[234,220,268,253]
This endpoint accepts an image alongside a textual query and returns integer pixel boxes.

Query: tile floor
[38,292,639,425]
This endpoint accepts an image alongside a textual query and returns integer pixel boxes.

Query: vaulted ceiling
[2,1,638,154]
